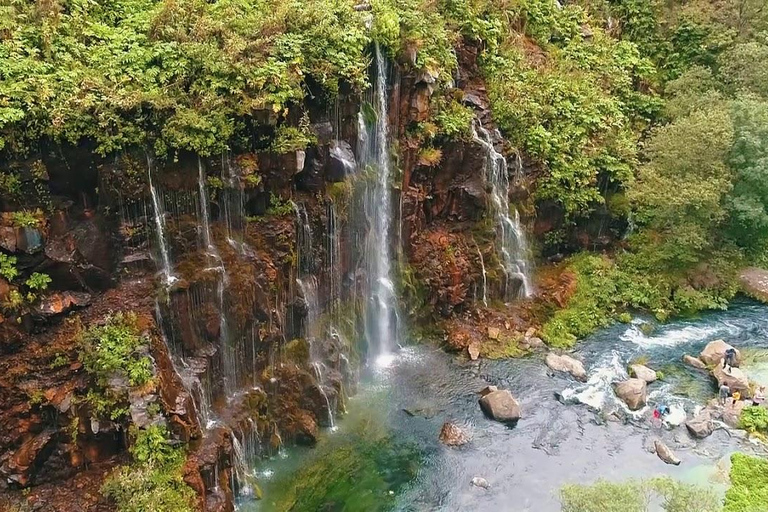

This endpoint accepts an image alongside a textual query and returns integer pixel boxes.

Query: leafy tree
[629,107,734,268]
[727,97,768,251]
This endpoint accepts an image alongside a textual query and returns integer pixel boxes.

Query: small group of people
[719,383,766,406]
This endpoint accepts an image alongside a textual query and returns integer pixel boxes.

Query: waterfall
[198,158,237,396]
[476,245,488,307]
[358,43,401,362]
[221,153,246,250]
[326,201,341,319]
[471,121,533,300]
[146,154,175,284]
[295,206,336,429]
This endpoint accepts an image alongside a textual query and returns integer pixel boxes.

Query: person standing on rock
[722,348,737,373]
[719,384,730,405]
[752,386,765,407]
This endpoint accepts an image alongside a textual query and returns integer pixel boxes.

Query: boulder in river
[613,378,647,410]
[545,352,587,382]
[712,364,750,392]
[479,389,521,425]
[683,354,707,370]
[470,476,490,489]
[629,364,657,383]
[439,422,469,446]
[700,340,741,367]
[685,411,714,439]
[654,439,681,465]
[478,385,498,397]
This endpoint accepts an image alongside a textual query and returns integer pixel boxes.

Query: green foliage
[434,99,474,140]
[371,0,457,80]
[266,193,294,217]
[560,477,720,512]
[0,0,371,156]
[542,250,739,347]
[739,406,768,434]
[724,453,768,512]
[0,254,18,282]
[542,254,618,348]
[10,209,42,228]
[270,124,316,154]
[726,97,768,253]
[101,426,195,512]
[481,2,658,217]
[79,313,153,388]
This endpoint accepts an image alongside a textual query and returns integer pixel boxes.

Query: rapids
[241,299,768,511]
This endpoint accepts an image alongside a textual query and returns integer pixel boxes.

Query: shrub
[79,313,153,387]
[739,406,768,434]
[101,426,195,512]
[560,477,720,512]
[724,453,768,512]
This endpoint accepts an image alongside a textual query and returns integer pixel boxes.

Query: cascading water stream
[471,121,533,301]
[197,158,238,397]
[146,154,175,284]
[294,205,336,428]
[476,244,488,307]
[358,43,401,362]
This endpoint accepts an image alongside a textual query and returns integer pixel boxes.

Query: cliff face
[0,42,548,511]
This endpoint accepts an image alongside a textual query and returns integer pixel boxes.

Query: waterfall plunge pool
[240,299,768,511]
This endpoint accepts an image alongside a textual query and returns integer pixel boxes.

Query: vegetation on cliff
[102,425,196,512]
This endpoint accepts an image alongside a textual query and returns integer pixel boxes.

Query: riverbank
[242,299,768,511]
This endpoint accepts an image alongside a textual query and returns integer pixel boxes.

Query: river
[242,298,768,511]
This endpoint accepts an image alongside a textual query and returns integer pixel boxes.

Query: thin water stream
[243,299,768,511]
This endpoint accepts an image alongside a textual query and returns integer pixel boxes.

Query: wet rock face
[612,378,647,411]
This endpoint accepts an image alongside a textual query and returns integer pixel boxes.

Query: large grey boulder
[654,439,681,465]
[700,340,741,366]
[613,378,647,410]
[629,364,657,383]
[683,354,707,370]
[712,364,750,392]
[479,390,521,425]
[685,411,714,439]
[545,352,587,382]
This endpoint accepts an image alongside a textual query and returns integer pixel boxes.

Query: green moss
[101,426,195,512]
[724,453,768,512]
[283,338,310,364]
[482,332,528,359]
[268,435,422,512]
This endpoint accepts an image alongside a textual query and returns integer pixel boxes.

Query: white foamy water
[620,321,741,349]
[560,351,627,410]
